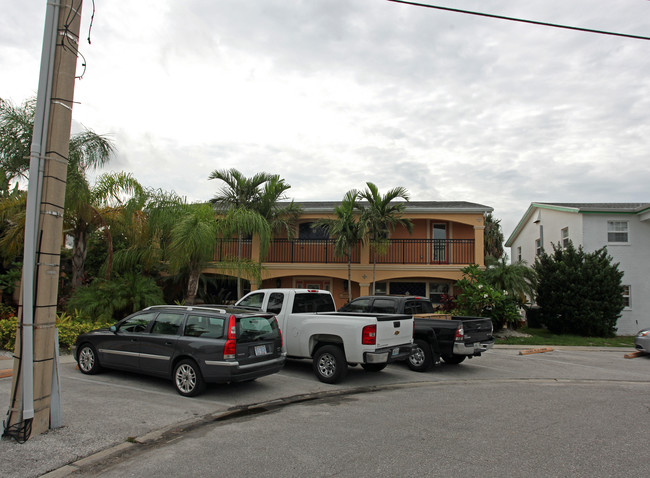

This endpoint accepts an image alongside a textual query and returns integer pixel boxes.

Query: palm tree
[1,98,114,188]
[209,168,297,298]
[1,97,118,286]
[314,190,365,302]
[256,175,302,240]
[111,188,189,277]
[0,98,37,191]
[484,212,505,261]
[168,203,220,305]
[166,203,267,304]
[483,256,537,306]
[210,168,272,297]
[358,182,413,294]
[0,189,27,265]
[65,171,143,287]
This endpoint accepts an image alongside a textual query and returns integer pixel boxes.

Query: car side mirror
[109,325,117,333]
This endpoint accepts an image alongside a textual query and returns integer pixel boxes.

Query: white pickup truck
[235,289,414,383]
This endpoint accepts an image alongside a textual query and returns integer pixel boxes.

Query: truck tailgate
[375,314,413,348]
[457,317,493,344]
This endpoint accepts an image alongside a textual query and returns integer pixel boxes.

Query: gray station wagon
[72,305,285,396]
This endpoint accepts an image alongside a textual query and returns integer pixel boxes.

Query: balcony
[214,238,474,265]
[373,239,474,265]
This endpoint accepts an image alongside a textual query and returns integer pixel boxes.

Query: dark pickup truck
[338,295,495,372]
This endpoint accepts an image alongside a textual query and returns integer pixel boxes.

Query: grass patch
[497,327,635,347]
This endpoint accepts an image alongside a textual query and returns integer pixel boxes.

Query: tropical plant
[111,188,189,277]
[533,242,624,337]
[65,171,143,287]
[358,182,413,294]
[66,272,164,322]
[483,256,537,306]
[0,96,119,287]
[0,98,36,191]
[209,169,296,297]
[455,264,521,330]
[484,212,505,260]
[0,190,27,265]
[167,203,220,305]
[255,175,302,241]
[314,189,365,302]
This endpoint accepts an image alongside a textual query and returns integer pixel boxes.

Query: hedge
[0,315,109,352]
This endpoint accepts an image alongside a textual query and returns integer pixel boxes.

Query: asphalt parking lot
[1,346,649,477]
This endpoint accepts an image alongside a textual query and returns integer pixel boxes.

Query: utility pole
[3,0,82,441]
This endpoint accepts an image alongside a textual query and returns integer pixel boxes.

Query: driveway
[1,346,648,477]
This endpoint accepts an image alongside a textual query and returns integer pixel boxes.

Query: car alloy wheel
[175,363,197,394]
[78,346,95,373]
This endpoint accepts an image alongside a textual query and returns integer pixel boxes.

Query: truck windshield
[292,293,336,313]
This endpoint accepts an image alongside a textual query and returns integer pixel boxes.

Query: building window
[429,282,450,305]
[561,227,569,248]
[535,238,542,256]
[607,221,629,243]
[517,246,522,262]
[622,285,630,308]
[375,282,387,295]
[299,222,329,240]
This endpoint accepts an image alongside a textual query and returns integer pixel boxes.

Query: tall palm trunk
[186,268,200,305]
[346,246,353,302]
[72,229,88,288]
[237,229,243,298]
[372,248,377,294]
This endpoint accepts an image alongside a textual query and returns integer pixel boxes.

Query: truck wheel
[361,363,387,372]
[313,345,348,384]
[441,354,466,365]
[407,339,433,372]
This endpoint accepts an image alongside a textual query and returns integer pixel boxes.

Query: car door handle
[164,341,173,345]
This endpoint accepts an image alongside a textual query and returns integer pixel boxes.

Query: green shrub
[0,312,113,352]
[534,243,623,337]
[455,264,522,330]
[0,317,18,350]
[66,273,164,322]
[0,303,16,320]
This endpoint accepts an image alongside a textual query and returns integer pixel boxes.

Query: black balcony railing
[266,239,360,263]
[373,239,474,265]
[213,239,251,262]
[213,238,474,265]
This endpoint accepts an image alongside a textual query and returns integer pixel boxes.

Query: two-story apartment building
[505,202,650,335]
[204,201,492,309]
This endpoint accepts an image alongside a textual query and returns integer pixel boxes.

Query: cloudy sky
[2,0,649,247]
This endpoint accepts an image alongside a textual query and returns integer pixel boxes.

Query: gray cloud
[3,0,649,245]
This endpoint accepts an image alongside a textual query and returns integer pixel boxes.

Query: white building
[506,203,650,335]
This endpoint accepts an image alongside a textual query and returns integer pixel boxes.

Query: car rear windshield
[291,293,336,313]
[238,316,280,342]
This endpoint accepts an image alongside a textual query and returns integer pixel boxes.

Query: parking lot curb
[40,442,136,478]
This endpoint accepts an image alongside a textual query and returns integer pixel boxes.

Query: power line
[387,0,650,41]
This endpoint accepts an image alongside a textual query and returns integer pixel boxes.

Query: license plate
[254,345,268,356]
[392,347,400,356]
[473,342,481,351]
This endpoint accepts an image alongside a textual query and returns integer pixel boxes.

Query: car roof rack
[144,304,228,314]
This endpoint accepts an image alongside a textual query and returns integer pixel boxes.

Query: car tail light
[224,315,237,359]
[454,324,464,342]
[362,324,376,345]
